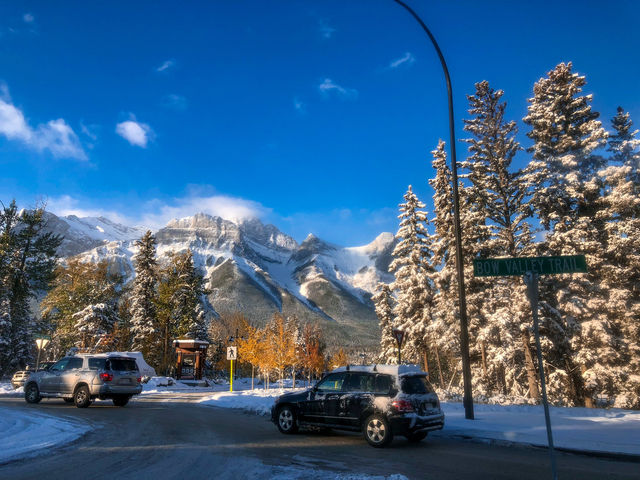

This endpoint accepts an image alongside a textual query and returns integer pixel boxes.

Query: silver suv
[24,354,143,408]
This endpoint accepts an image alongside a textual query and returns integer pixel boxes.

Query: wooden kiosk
[172,338,209,382]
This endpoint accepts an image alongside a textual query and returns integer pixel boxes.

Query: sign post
[473,254,587,480]
[227,346,237,392]
[392,328,405,364]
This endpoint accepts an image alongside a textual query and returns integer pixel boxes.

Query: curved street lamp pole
[392,0,474,420]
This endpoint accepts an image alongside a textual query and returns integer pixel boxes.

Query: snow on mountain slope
[42,212,145,257]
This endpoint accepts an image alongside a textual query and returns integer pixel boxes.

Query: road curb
[434,432,640,463]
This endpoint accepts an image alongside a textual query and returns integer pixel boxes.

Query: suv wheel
[25,383,42,404]
[405,431,428,443]
[74,386,92,408]
[112,396,130,407]
[363,414,393,447]
[276,406,299,434]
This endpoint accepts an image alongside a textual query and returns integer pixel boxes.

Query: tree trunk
[480,341,488,377]
[251,364,254,390]
[422,350,429,380]
[522,330,540,401]
[434,344,445,389]
[581,364,595,408]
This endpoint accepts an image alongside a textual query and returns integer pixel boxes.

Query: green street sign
[34,334,51,340]
[473,255,587,277]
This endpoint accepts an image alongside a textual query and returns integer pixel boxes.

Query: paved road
[0,395,637,480]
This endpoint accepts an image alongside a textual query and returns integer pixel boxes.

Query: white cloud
[23,13,34,24]
[0,85,87,160]
[318,78,358,100]
[318,19,335,39]
[47,195,132,225]
[156,59,176,73]
[140,194,269,229]
[161,94,187,110]
[47,191,270,230]
[389,52,415,69]
[115,118,153,148]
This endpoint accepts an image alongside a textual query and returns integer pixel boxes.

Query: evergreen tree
[72,303,119,349]
[462,82,537,398]
[427,142,459,387]
[0,201,60,375]
[41,259,123,357]
[129,231,159,360]
[389,186,436,367]
[523,62,615,407]
[373,283,396,364]
[600,107,640,408]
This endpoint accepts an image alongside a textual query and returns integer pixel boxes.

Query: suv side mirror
[389,388,398,397]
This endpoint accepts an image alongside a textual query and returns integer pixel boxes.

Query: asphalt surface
[0,395,638,480]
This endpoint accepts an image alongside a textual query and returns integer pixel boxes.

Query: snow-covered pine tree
[462,81,537,398]
[373,282,396,364]
[72,303,119,349]
[0,202,60,376]
[427,142,460,388]
[130,230,159,361]
[41,259,123,357]
[599,107,640,408]
[389,186,436,368]
[523,62,616,407]
[168,250,209,341]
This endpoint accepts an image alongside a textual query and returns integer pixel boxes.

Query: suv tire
[25,383,42,404]
[113,395,130,407]
[405,431,428,443]
[74,385,92,408]
[276,405,299,434]
[363,414,393,447]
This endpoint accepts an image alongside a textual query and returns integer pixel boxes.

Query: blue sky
[1,1,639,245]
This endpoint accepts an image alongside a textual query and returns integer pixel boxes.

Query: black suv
[271,365,444,447]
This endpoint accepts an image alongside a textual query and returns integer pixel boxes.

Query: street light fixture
[34,335,50,371]
[391,0,474,419]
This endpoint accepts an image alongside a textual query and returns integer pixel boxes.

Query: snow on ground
[0,381,23,396]
[439,402,640,456]
[0,406,92,464]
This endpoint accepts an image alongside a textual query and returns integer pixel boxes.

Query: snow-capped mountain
[42,212,145,257]
[45,212,395,346]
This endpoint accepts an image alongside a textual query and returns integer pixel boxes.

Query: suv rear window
[401,376,435,394]
[106,358,138,372]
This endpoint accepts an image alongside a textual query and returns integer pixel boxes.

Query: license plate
[118,378,131,385]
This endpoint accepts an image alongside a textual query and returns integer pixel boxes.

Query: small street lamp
[34,335,51,371]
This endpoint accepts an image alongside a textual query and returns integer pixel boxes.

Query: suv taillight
[392,399,414,413]
[136,377,141,383]
[100,373,113,382]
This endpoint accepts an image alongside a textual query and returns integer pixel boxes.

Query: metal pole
[35,346,41,372]
[392,0,474,419]
[524,271,558,480]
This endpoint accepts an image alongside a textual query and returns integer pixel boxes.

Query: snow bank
[0,407,91,464]
[199,388,285,415]
[0,382,23,396]
[439,402,640,456]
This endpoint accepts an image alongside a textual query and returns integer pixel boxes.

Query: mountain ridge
[44,211,395,346]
